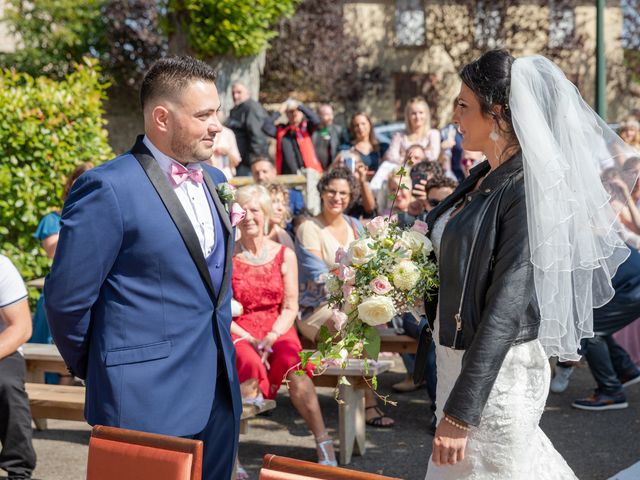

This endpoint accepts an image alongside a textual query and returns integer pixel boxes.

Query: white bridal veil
[510,55,639,361]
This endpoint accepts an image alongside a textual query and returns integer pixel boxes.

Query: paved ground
[6,358,640,480]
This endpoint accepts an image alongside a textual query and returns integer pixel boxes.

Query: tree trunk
[167,21,265,115]
[205,52,266,115]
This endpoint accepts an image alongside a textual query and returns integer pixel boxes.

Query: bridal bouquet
[300,215,438,381]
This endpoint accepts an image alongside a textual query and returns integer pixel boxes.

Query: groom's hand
[432,416,468,466]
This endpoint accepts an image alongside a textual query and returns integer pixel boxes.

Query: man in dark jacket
[311,104,347,169]
[571,246,640,411]
[226,83,269,176]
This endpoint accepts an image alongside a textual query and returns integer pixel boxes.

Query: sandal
[315,432,338,467]
[365,405,395,428]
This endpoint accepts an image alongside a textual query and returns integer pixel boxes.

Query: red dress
[231,246,314,399]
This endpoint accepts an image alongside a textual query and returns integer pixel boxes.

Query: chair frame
[261,454,401,480]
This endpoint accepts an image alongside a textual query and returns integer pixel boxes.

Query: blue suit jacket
[44,137,242,436]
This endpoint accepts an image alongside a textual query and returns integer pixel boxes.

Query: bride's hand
[432,416,469,466]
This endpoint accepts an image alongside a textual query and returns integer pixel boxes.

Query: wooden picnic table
[301,329,418,355]
[312,359,393,465]
[22,343,68,383]
[230,174,306,188]
[26,277,45,289]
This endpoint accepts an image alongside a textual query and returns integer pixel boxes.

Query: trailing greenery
[0,59,113,294]
[167,0,300,57]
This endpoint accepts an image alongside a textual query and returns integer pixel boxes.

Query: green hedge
[0,58,113,294]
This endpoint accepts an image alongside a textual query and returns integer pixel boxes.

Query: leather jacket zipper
[451,197,492,349]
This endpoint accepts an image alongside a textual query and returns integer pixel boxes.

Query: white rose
[357,295,397,326]
[347,238,375,266]
[325,274,341,295]
[391,260,421,291]
[401,230,433,255]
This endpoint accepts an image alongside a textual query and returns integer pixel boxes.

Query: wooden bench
[310,359,392,465]
[240,399,277,434]
[300,330,418,355]
[25,382,276,435]
[26,383,85,424]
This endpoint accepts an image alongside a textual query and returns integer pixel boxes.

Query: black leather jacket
[415,153,540,426]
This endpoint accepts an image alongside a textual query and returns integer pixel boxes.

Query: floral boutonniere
[216,182,246,227]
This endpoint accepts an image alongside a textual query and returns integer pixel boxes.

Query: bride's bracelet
[444,414,470,431]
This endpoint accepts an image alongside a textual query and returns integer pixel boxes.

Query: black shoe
[572,390,628,411]
[621,369,640,388]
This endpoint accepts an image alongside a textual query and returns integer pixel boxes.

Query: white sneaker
[550,366,574,393]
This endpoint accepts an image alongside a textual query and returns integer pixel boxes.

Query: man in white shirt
[0,254,36,480]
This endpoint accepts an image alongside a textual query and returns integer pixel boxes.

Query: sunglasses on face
[461,158,475,167]
[428,198,441,207]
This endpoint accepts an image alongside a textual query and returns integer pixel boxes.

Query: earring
[489,129,499,142]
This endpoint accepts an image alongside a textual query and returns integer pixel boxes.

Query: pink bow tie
[170,163,204,186]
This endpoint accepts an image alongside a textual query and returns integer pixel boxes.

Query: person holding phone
[330,149,376,218]
[346,112,387,171]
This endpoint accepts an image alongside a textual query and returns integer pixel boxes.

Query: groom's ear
[151,105,170,133]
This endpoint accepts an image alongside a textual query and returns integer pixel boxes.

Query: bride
[416,49,637,478]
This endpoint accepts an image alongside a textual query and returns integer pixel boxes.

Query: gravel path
[7,358,639,480]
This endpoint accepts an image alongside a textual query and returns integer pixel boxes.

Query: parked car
[373,121,405,146]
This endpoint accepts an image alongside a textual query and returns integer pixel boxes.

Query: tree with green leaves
[0,59,113,287]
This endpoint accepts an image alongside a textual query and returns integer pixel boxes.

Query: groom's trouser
[0,352,37,479]
[185,371,240,480]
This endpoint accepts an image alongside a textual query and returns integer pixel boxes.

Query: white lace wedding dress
[425,208,577,480]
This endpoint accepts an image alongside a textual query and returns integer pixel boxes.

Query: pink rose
[370,276,392,295]
[230,203,246,227]
[366,216,387,237]
[411,220,429,235]
[335,247,347,265]
[332,310,348,330]
[337,264,355,284]
[342,284,354,299]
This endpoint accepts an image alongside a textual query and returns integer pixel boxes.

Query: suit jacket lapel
[201,170,234,309]
[202,172,232,234]
[131,138,217,302]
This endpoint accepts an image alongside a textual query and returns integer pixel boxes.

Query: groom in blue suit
[45,56,241,479]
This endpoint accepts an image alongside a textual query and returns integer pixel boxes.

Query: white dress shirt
[143,136,215,257]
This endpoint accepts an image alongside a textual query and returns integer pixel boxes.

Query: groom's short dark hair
[140,56,217,110]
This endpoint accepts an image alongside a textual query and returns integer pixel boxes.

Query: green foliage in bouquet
[299,218,439,383]
[0,59,113,302]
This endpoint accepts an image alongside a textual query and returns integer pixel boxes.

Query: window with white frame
[548,0,575,49]
[395,0,425,47]
[474,1,502,49]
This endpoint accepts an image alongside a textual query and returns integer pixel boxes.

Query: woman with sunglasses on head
[417,49,637,479]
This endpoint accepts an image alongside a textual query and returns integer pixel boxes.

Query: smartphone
[343,152,355,172]
[410,167,428,187]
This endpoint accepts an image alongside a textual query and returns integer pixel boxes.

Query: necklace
[240,242,269,264]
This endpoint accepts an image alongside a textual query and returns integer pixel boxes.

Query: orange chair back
[86,425,202,480]
[259,454,401,480]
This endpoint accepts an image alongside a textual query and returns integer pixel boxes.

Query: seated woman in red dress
[231,185,337,468]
